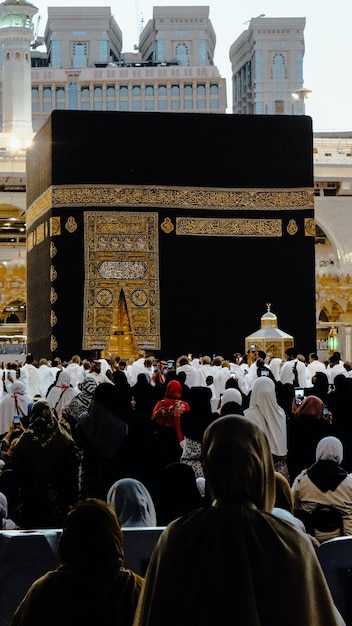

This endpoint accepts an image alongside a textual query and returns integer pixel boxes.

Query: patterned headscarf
[14,400,75,475]
[66,377,97,421]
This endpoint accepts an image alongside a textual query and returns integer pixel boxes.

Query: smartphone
[260,369,270,377]
[323,405,329,417]
[13,415,21,425]
[294,388,304,405]
[250,344,256,352]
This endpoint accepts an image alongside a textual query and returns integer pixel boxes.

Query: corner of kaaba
[25,110,316,363]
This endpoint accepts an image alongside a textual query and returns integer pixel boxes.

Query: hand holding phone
[13,415,21,425]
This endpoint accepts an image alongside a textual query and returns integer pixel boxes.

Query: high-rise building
[229,16,306,115]
[27,5,226,132]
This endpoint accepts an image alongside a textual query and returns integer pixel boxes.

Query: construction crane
[31,15,44,49]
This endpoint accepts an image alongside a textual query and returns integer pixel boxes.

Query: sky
[31,0,352,132]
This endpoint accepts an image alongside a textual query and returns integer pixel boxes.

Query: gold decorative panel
[26,184,314,227]
[176,217,282,237]
[287,219,298,236]
[83,211,160,352]
[65,216,77,233]
[305,218,316,236]
[49,216,61,236]
[36,223,45,244]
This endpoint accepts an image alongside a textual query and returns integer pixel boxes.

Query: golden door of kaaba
[25,110,316,362]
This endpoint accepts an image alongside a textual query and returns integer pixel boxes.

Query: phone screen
[13,415,21,425]
[294,388,304,405]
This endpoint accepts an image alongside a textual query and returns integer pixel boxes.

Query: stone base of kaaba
[26,110,315,362]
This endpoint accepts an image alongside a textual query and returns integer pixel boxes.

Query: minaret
[0,0,37,145]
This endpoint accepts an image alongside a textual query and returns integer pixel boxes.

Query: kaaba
[26,110,315,362]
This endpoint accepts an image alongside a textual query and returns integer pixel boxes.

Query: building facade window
[210,83,219,95]
[197,84,206,95]
[51,40,61,68]
[81,86,90,98]
[69,82,78,109]
[157,40,165,62]
[198,40,206,65]
[184,84,193,96]
[98,40,108,63]
[254,51,263,80]
[272,53,286,80]
[120,85,128,96]
[72,42,87,68]
[176,43,189,66]
[158,85,167,96]
[56,86,65,103]
[132,85,141,96]
[171,84,180,96]
[295,50,303,80]
[106,85,115,97]
[145,85,154,96]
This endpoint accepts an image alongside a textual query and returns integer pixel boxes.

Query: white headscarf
[220,388,242,408]
[316,436,343,464]
[107,478,157,527]
[244,376,287,456]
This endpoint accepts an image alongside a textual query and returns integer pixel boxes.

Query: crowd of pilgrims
[0,348,350,624]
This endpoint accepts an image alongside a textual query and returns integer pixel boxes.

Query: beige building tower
[229,16,306,115]
[0,0,37,146]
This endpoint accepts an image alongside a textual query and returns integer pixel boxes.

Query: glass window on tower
[176,43,189,66]
[295,51,303,80]
[98,40,108,63]
[73,42,87,68]
[210,84,219,95]
[198,40,206,65]
[51,41,61,68]
[272,54,285,80]
[157,40,165,62]
[184,84,193,96]
[145,85,154,96]
[254,51,263,80]
[56,86,65,104]
[43,86,52,99]
[69,82,78,110]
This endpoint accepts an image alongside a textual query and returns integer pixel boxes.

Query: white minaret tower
[0,0,37,147]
